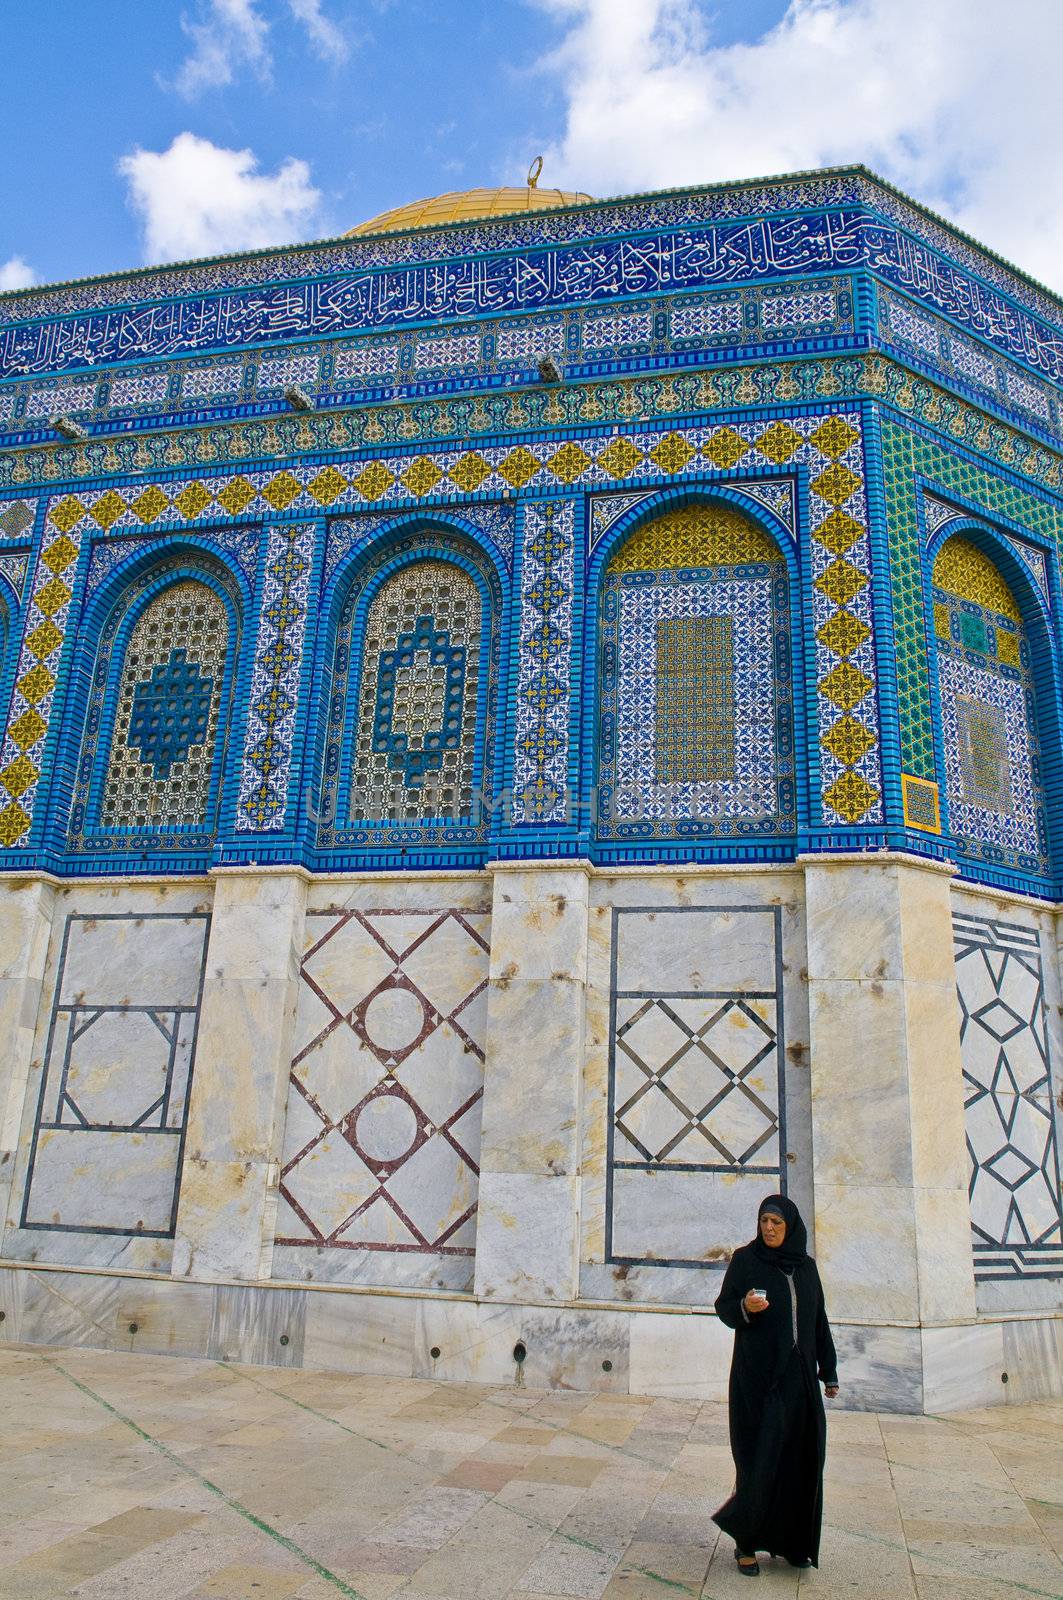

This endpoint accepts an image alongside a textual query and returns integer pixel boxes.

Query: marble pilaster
[474,863,590,1301]
[172,867,308,1282]
[804,855,976,1326]
[0,875,57,1233]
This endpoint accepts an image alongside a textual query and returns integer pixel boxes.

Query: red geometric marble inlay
[277,908,489,1255]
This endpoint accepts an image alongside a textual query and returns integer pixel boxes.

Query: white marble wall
[1,880,212,1273]
[0,864,1058,1414]
[273,875,490,1291]
[579,870,812,1307]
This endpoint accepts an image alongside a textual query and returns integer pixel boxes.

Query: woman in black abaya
[712,1195,838,1576]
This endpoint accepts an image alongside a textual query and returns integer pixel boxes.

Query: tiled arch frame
[309,513,508,868]
[47,540,248,871]
[922,515,1063,897]
[582,483,811,863]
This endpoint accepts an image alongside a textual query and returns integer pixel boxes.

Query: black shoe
[734,1549,760,1576]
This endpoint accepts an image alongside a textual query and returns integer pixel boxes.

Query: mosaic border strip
[236,523,314,832]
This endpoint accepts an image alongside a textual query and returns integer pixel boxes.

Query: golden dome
[348,182,593,237]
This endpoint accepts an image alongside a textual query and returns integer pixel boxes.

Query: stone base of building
[2,1263,1060,1415]
[2,856,1060,1417]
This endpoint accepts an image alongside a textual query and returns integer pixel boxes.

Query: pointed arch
[62,549,243,855]
[592,494,799,846]
[927,525,1058,883]
[313,518,504,853]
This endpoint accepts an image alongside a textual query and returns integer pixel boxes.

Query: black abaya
[711,1200,837,1567]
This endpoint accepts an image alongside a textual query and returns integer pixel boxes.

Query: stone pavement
[0,1346,1060,1600]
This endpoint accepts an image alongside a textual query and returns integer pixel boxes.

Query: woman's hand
[743,1289,769,1314]
[824,1385,839,1399]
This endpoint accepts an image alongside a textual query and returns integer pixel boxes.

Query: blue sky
[2,0,1060,294]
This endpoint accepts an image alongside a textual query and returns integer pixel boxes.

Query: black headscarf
[752,1193,810,1269]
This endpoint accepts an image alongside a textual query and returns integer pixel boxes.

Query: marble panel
[1002,1316,1063,1402]
[805,863,905,982]
[920,1322,1005,1412]
[302,1286,416,1376]
[175,870,307,1281]
[913,1186,977,1323]
[208,1284,307,1367]
[904,980,970,1191]
[171,1157,274,1281]
[830,1322,923,1413]
[306,875,490,917]
[614,904,777,994]
[411,1296,630,1391]
[59,913,208,1008]
[0,1263,24,1340]
[22,1129,182,1233]
[16,1267,125,1348]
[579,1260,723,1306]
[488,868,590,983]
[474,1172,579,1300]
[276,902,487,1287]
[107,1275,216,1359]
[813,1181,920,1323]
[609,1167,767,1266]
[976,1273,1063,1314]
[0,879,57,1235]
[809,977,914,1187]
[628,1311,733,1400]
[273,1240,473,1290]
[478,978,584,1175]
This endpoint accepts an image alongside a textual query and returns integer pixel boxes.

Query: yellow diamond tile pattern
[261,472,302,511]
[26,619,63,660]
[41,534,79,576]
[817,610,870,659]
[0,802,31,846]
[0,755,37,800]
[89,490,126,530]
[823,770,878,823]
[133,485,169,524]
[49,497,85,534]
[34,577,72,618]
[215,476,256,516]
[9,708,48,752]
[450,452,491,492]
[599,437,642,479]
[549,442,590,484]
[702,428,745,470]
[16,664,55,706]
[812,462,861,506]
[755,421,802,463]
[821,715,876,765]
[650,433,695,474]
[498,447,539,488]
[1,414,880,848]
[820,661,873,713]
[401,457,444,497]
[174,482,212,519]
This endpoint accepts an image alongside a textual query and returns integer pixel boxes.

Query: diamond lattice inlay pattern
[614,996,779,1167]
[275,908,489,1284]
[607,905,787,1269]
[954,912,1063,1282]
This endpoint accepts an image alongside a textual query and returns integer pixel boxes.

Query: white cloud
[173,0,349,95]
[119,132,322,263]
[175,0,272,96]
[534,0,1063,291]
[288,0,349,60]
[0,256,37,291]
